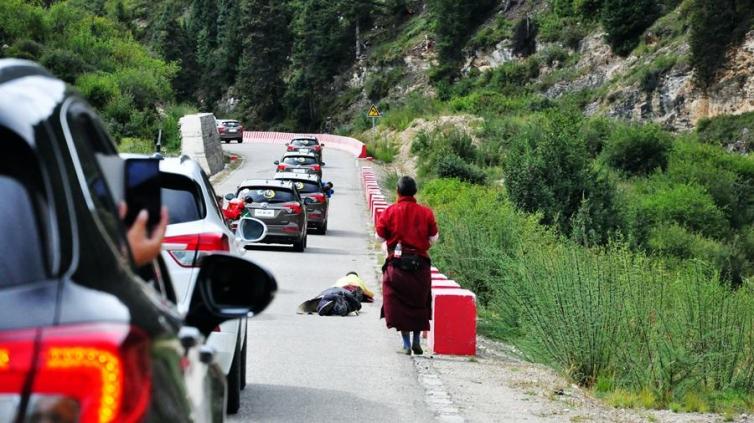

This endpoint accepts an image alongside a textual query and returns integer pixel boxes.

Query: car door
[60,101,224,422]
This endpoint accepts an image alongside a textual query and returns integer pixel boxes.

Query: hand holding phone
[124,158,162,232]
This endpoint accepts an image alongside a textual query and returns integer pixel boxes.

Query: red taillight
[0,323,151,423]
[311,165,321,172]
[218,127,225,134]
[313,145,321,151]
[163,232,230,267]
[287,146,295,151]
[283,202,303,215]
[277,164,288,171]
[310,193,326,203]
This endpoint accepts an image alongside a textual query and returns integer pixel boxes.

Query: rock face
[180,113,224,176]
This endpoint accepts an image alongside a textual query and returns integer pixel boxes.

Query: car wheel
[223,139,229,144]
[226,340,242,414]
[237,138,243,143]
[293,236,305,252]
[318,220,328,235]
[240,334,247,391]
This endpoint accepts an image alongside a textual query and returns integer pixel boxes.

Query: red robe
[376,196,438,331]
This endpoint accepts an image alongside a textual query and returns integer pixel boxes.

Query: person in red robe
[376,176,439,355]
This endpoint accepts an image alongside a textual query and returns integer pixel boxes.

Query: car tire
[226,339,242,414]
[240,333,247,391]
[319,220,327,235]
[237,138,243,143]
[223,139,229,144]
[293,235,305,252]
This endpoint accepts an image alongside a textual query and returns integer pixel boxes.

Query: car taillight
[0,323,151,423]
[163,232,230,267]
[218,127,225,134]
[311,165,321,172]
[287,146,295,151]
[313,145,321,151]
[310,193,326,203]
[277,164,288,171]
[283,202,302,215]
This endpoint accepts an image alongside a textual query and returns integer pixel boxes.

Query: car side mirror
[321,162,326,167]
[186,254,277,336]
[274,160,280,165]
[303,197,314,205]
[237,217,267,242]
[225,193,236,201]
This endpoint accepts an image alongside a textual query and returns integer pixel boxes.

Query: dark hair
[396,176,417,197]
[346,271,358,277]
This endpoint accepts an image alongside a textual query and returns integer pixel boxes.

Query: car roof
[238,179,295,190]
[291,136,318,142]
[0,59,68,147]
[273,172,320,183]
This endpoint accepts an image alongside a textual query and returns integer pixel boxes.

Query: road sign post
[368,104,381,131]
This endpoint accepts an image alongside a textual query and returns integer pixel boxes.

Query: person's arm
[120,204,168,267]
[427,209,439,245]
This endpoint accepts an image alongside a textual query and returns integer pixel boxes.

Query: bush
[602,123,673,176]
[364,67,405,101]
[366,137,399,163]
[40,48,93,83]
[380,94,441,131]
[436,154,486,184]
[696,111,754,148]
[631,179,728,239]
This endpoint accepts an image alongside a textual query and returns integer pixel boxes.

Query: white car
[157,156,248,414]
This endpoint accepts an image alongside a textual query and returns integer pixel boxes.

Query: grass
[379,93,443,131]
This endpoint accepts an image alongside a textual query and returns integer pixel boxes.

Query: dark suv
[286,136,323,160]
[227,179,309,252]
[0,59,276,422]
[273,172,330,235]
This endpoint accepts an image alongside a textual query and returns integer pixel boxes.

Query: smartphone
[123,158,162,232]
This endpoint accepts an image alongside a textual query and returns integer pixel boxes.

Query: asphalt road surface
[217,143,434,423]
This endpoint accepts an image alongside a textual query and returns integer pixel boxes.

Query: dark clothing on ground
[298,287,362,316]
[381,257,432,331]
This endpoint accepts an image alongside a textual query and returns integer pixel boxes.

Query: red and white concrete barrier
[243,131,367,158]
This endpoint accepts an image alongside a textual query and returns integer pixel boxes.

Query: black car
[0,59,276,422]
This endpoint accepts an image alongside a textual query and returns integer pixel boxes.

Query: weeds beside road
[420,178,754,416]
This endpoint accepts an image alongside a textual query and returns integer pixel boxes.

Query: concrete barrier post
[180,113,224,176]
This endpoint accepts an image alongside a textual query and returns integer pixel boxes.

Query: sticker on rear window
[296,157,306,163]
[295,182,304,190]
[262,189,276,199]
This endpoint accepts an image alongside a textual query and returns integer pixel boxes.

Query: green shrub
[436,155,486,184]
[632,179,728,238]
[581,116,615,157]
[366,137,398,163]
[118,137,155,154]
[40,48,93,83]
[380,94,441,131]
[697,111,754,147]
[602,123,673,176]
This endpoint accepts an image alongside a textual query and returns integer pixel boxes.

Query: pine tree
[237,0,292,124]
[689,0,738,88]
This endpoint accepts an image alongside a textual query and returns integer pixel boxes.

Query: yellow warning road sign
[368,104,381,118]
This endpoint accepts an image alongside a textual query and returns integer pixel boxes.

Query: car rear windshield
[1,139,48,287]
[161,173,205,224]
[223,121,240,127]
[283,156,318,165]
[289,181,320,194]
[237,187,296,203]
[291,139,317,147]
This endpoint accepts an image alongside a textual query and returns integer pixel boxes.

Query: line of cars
[223,136,332,252]
[0,60,274,422]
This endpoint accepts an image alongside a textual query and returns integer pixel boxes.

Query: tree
[428,0,497,82]
[601,0,658,56]
[236,0,292,124]
[689,0,754,88]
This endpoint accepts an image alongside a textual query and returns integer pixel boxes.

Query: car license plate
[254,209,275,218]
[293,168,307,173]
[300,148,310,153]
[228,128,237,133]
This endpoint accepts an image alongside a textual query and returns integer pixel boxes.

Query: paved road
[217,143,434,423]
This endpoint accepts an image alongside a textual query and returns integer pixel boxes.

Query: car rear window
[290,181,320,193]
[161,174,205,224]
[224,121,240,127]
[237,187,296,203]
[283,156,318,165]
[291,139,317,147]
[0,141,48,287]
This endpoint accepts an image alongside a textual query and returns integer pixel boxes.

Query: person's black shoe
[412,343,423,355]
[318,300,335,316]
